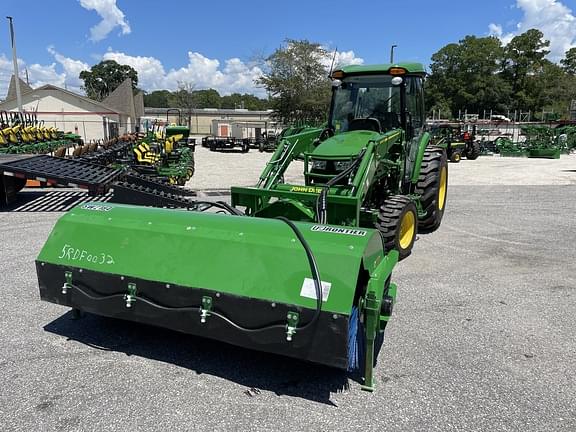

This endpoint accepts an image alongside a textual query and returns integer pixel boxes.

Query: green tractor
[35,63,447,391]
[428,123,480,162]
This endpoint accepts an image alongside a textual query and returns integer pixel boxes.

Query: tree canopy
[79,60,138,101]
[142,88,270,110]
[257,39,331,124]
[426,29,576,119]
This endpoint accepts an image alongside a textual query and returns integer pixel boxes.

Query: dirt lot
[1,150,575,431]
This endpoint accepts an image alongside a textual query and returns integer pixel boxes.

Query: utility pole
[390,44,397,63]
[7,16,23,112]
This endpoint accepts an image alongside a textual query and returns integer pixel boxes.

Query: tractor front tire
[415,147,448,233]
[450,151,462,163]
[376,195,418,260]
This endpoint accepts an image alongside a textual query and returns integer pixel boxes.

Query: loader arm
[257,128,322,189]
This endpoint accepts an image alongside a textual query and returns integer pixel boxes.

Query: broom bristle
[347,306,365,371]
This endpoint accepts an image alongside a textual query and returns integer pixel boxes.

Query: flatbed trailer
[205,136,249,152]
[0,155,195,208]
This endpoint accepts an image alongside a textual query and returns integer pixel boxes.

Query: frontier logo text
[311,225,367,237]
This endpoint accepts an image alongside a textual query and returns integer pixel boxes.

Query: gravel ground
[1,148,575,431]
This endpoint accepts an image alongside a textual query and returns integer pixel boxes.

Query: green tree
[79,60,138,101]
[257,39,331,124]
[193,89,221,108]
[143,90,171,107]
[427,29,576,120]
[220,93,270,110]
[533,60,576,118]
[426,36,511,116]
[243,94,270,110]
[220,93,245,109]
[560,47,576,75]
[503,29,550,110]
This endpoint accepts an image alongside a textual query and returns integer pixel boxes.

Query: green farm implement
[494,136,527,157]
[522,125,561,159]
[0,111,75,156]
[36,63,447,391]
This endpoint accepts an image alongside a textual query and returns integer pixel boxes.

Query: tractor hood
[312,130,380,159]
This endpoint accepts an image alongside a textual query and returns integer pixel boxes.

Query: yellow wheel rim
[399,210,416,250]
[438,166,447,211]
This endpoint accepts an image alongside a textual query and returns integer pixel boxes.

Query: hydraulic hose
[274,216,322,331]
[64,217,323,334]
[187,200,243,215]
[315,148,367,224]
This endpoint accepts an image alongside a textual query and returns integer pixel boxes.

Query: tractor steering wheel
[319,127,334,141]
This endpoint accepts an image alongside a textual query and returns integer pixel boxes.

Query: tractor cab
[306,64,426,185]
[327,65,425,138]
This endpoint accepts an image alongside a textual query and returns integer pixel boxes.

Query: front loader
[36,63,447,391]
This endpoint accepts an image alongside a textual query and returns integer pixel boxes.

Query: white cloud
[79,0,131,42]
[104,50,266,96]
[0,53,65,99]
[489,0,576,60]
[333,50,364,68]
[488,23,503,38]
[310,45,364,71]
[103,51,166,89]
[47,46,90,91]
[27,63,66,89]
[1,46,363,101]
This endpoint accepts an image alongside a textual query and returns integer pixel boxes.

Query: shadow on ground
[208,149,251,154]
[0,190,47,212]
[44,311,350,405]
[0,190,109,212]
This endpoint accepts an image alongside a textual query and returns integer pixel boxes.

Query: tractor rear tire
[466,141,481,160]
[376,195,418,260]
[415,147,448,233]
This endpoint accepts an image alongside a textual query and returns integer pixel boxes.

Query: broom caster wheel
[71,308,83,320]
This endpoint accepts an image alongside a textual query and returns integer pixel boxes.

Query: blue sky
[1,0,575,98]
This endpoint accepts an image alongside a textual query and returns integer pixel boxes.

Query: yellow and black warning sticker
[311,225,367,236]
[290,186,323,193]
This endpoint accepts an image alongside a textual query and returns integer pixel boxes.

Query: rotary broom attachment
[36,203,397,391]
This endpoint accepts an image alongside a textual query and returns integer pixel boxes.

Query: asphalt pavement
[0,155,575,431]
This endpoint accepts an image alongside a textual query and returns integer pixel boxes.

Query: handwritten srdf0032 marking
[58,244,115,265]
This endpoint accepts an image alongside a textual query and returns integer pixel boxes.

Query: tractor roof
[334,62,426,77]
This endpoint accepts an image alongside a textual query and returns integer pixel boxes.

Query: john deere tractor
[428,123,480,162]
[35,63,447,391]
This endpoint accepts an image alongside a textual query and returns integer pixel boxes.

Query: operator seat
[379,112,400,131]
[348,118,381,133]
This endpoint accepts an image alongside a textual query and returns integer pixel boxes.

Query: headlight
[334,160,352,171]
[311,160,327,170]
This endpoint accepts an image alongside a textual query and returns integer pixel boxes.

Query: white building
[0,75,144,142]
